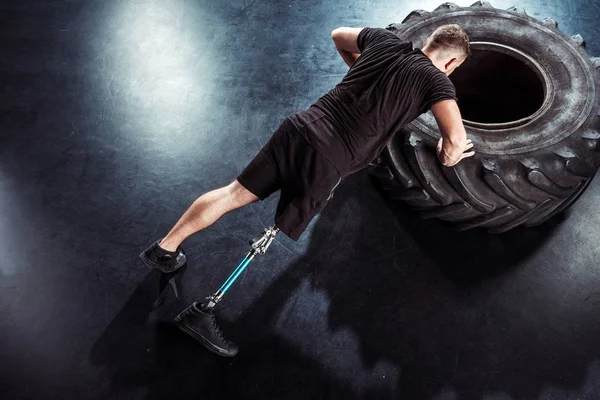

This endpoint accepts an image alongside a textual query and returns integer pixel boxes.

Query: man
[140,25,475,357]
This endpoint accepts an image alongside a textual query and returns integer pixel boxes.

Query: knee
[226,180,259,204]
[226,179,245,195]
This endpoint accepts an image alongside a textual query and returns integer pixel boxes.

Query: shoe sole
[174,314,237,358]
[139,251,186,274]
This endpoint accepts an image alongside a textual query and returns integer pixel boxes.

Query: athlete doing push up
[140,25,475,357]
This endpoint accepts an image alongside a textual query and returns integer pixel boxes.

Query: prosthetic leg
[203,225,279,309]
[174,225,279,357]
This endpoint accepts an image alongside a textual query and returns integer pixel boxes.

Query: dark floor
[1,0,600,399]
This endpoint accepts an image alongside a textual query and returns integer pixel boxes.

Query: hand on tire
[437,138,475,167]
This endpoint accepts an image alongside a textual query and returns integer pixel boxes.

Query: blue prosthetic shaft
[204,226,279,309]
[218,254,254,294]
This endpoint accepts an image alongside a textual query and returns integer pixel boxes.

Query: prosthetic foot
[174,226,279,357]
[175,302,238,357]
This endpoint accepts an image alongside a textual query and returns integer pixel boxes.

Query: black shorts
[237,117,341,241]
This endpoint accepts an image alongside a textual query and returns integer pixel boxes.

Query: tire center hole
[449,48,545,124]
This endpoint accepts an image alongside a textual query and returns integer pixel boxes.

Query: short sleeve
[357,28,401,52]
[422,69,458,112]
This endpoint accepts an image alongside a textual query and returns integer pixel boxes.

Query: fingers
[463,139,474,157]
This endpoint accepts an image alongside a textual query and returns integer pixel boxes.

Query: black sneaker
[174,302,238,357]
[139,239,186,273]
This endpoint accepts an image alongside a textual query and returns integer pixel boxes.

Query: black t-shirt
[288,28,457,176]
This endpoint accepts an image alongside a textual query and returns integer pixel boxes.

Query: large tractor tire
[368,1,600,233]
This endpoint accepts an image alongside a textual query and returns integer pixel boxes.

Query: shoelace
[211,314,230,344]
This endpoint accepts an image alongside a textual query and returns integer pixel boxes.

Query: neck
[422,48,445,73]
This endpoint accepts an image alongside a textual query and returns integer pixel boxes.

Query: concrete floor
[1,0,600,399]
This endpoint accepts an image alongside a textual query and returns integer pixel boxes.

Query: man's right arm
[331,27,364,68]
[430,100,475,167]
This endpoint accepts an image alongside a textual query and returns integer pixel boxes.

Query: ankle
[158,238,179,253]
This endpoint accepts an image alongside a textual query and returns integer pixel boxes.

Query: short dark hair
[427,24,471,59]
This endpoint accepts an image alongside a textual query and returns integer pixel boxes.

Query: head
[422,24,471,76]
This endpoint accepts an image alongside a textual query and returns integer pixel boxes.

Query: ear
[444,57,459,72]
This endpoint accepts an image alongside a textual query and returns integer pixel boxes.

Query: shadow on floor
[89,261,387,399]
